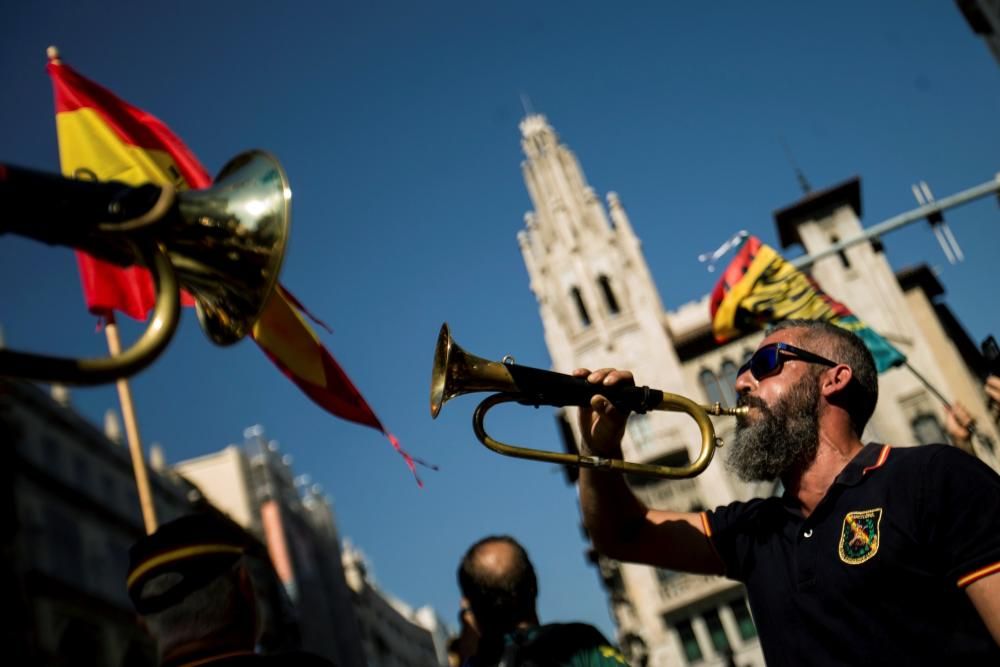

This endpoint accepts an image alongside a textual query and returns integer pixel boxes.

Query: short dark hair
[457,535,537,635]
[770,319,879,436]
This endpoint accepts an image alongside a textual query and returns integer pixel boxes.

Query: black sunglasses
[738,342,838,381]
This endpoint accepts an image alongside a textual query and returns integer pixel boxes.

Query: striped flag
[48,56,426,483]
[709,235,905,373]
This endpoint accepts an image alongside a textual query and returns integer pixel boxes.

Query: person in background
[447,605,480,667]
[127,512,334,666]
[945,374,1000,452]
[457,535,627,666]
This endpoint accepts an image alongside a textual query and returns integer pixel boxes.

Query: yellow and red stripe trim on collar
[126,544,243,589]
[957,561,1000,588]
[862,444,891,476]
[700,511,713,537]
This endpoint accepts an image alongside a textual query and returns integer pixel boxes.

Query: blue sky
[3,2,999,640]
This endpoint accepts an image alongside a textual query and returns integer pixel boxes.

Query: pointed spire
[520,92,536,117]
[104,409,123,444]
[50,384,70,407]
[149,443,166,472]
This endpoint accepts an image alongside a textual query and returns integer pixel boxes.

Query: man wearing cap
[127,512,334,666]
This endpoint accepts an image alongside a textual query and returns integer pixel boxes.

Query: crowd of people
[124,320,1000,666]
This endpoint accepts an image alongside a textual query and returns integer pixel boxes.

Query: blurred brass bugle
[0,150,290,384]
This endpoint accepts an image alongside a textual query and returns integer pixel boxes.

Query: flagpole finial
[46,45,61,64]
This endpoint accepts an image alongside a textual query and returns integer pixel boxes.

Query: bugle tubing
[430,323,747,479]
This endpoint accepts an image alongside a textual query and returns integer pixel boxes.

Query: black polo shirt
[704,443,1000,667]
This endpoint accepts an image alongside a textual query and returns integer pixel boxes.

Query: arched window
[571,287,591,327]
[830,234,851,268]
[699,369,723,406]
[597,275,620,315]
[912,413,947,445]
[720,360,739,407]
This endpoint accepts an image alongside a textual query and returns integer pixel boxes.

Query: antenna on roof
[779,136,812,195]
[698,230,749,273]
[520,92,536,117]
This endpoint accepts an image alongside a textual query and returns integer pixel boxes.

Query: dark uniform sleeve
[703,498,769,582]
[920,446,1000,588]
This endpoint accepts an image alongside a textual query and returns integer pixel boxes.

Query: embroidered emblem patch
[838,508,882,564]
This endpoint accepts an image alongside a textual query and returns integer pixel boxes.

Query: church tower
[516,114,763,667]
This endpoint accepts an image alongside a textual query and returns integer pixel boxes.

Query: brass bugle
[0,150,290,384]
[430,323,748,479]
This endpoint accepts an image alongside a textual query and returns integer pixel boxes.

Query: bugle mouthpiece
[702,403,749,417]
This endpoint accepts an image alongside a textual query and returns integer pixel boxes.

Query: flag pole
[47,45,157,531]
[902,360,992,456]
[104,313,158,534]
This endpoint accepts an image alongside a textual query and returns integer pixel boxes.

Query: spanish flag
[709,235,905,373]
[48,53,426,483]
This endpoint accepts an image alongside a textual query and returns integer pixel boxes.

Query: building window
[830,234,851,268]
[73,454,90,492]
[46,507,83,581]
[699,369,723,406]
[655,568,680,587]
[598,275,620,315]
[719,360,739,407]
[730,598,758,641]
[675,619,703,662]
[704,608,731,654]
[912,413,947,445]
[42,435,60,465]
[571,287,591,327]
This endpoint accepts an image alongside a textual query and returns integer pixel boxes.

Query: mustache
[737,394,768,411]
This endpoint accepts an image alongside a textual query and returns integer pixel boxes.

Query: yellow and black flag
[709,235,905,373]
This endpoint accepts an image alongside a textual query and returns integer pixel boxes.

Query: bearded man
[575,320,1000,666]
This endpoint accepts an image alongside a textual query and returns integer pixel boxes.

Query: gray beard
[727,378,820,482]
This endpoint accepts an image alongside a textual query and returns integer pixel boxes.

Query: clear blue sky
[3,1,999,640]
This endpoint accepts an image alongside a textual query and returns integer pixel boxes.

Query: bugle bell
[0,150,290,384]
[430,323,747,479]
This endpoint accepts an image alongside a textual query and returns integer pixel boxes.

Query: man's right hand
[574,366,726,575]
[573,368,634,457]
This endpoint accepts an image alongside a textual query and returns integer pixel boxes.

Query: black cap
[127,512,252,614]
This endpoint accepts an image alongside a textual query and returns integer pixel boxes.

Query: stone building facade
[0,379,196,666]
[174,427,368,667]
[342,540,449,667]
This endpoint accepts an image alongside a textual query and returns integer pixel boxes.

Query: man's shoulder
[880,442,986,474]
[514,623,625,665]
[707,495,783,527]
[170,653,335,667]
[258,651,337,666]
[532,622,609,644]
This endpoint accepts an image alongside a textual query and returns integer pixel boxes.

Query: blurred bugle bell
[0,150,290,384]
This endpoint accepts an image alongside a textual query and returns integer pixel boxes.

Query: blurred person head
[457,535,539,642]
[127,513,259,661]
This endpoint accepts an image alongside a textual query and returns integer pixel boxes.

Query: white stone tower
[516,114,764,667]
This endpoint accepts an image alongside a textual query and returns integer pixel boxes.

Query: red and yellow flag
[48,56,426,483]
[709,235,905,373]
